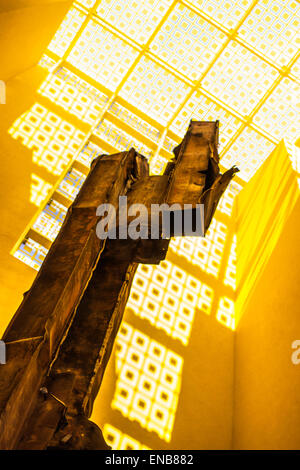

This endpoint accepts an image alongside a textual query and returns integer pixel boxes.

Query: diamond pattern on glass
[238,0,300,67]
[149,154,169,175]
[68,20,139,91]
[77,0,96,9]
[13,239,48,271]
[203,41,279,115]
[33,200,68,242]
[162,135,179,153]
[8,104,86,176]
[126,261,213,346]
[194,0,253,29]
[150,3,227,81]
[38,54,57,72]
[76,141,105,167]
[120,56,191,124]
[38,68,109,125]
[108,101,161,143]
[96,0,174,44]
[58,168,86,201]
[170,90,243,147]
[48,7,86,57]
[253,78,300,145]
[103,424,151,450]
[291,55,300,80]
[221,127,275,181]
[30,174,53,207]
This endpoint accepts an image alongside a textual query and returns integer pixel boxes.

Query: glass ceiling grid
[24,0,300,185]
[48,0,297,184]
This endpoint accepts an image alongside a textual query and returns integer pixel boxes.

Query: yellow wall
[1,8,298,449]
[0,64,235,450]
[235,141,299,324]
[233,197,300,449]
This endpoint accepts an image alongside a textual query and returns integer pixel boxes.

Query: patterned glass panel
[58,168,86,200]
[76,141,105,167]
[48,7,86,57]
[170,91,243,147]
[38,68,109,125]
[221,127,275,181]
[203,41,279,115]
[38,54,57,71]
[126,260,214,346]
[253,78,300,145]
[194,0,252,29]
[77,0,96,8]
[109,101,161,143]
[149,154,169,175]
[94,119,153,158]
[13,239,48,271]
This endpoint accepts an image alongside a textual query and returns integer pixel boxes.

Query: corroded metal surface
[0,121,238,449]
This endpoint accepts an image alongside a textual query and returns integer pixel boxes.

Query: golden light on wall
[103,424,151,450]
[112,322,183,443]
[9,103,86,176]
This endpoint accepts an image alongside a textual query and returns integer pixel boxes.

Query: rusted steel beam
[0,121,238,449]
[0,149,148,449]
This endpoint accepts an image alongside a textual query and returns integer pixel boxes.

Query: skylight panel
[202,41,279,115]
[253,78,300,145]
[119,56,191,124]
[38,68,109,125]
[94,119,154,158]
[96,0,174,44]
[170,91,243,149]
[67,20,139,90]
[149,3,227,81]
[291,56,300,80]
